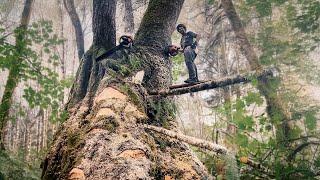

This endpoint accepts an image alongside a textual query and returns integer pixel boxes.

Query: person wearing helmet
[177,24,200,83]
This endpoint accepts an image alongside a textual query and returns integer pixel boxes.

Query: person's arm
[190,31,200,48]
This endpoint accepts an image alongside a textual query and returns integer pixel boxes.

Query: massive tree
[0,0,34,150]
[41,0,210,179]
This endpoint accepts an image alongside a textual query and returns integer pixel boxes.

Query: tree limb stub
[144,124,228,154]
[149,68,276,97]
[144,124,274,176]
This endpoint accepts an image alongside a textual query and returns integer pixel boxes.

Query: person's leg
[184,47,197,81]
[192,50,199,81]
[193,62,198,80]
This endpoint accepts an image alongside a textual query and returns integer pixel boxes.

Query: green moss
[0,150,41,179]
[88,115,120,133]
[66,131,81,147]
[128,55,142,71]
[141,133,157,152]
[147,98,176,127]
[54,130,85,179]
[150,163,165,180]
[119,65,131,76]
[103,117,119,133]
[150,160,184,180]
[127,89,142,107]
[119,84,143,109]
[158,139,168,151]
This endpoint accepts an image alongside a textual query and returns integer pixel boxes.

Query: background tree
[63,0,85,60]
[0,0,34,150]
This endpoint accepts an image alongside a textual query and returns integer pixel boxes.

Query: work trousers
[183,46,198,79]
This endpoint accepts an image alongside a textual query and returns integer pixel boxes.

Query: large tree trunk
[63,0,85,60]
[123,0,135,33]
[92,0,116,51]
[221,0,291,142]
[42,0,210,179]
[66,0,117,110]
[0,0,34,150]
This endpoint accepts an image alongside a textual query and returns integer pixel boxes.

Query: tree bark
[42,0,211,179]
[63,0,84,60]
[66,0,117,110]
[0,0,34,150]
[123,0,135,33]
[135,0,184,51]
[58,0,66,79]
[92,0,116,51]
[221,0,291,142]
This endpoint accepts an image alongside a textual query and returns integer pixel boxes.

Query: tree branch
[144,124,228,154]
[144,124,274,176]
[288,141,320,161]
[149,68,276,97]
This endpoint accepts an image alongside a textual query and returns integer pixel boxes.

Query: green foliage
[0,20,72,122]
[244,0,320,85]
[212,86,320,178]
[304,111,317,131]
[244,92,263,106]
[246,0,272,17]
[224,155,239,180]
[287,0,320,33]
[0,150,40,180]
[207,0,216,5]
[171,53,185,82]
[200,1,320,178]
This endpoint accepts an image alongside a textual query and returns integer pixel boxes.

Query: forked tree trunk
[66,0,117,110]
[41,0,211,179]
[0,0,34,150]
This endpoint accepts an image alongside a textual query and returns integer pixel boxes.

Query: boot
[184,78,199,84]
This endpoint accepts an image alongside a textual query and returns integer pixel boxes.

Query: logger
[96,35,133,62]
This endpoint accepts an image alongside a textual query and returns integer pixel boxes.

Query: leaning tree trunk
[0,0,34,150]
[221,0,291,142]
[63,0,85,60]
[41,0,210,179]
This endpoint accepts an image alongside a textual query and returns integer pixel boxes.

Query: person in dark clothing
[177,24,200,83]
